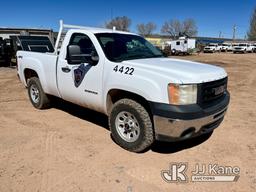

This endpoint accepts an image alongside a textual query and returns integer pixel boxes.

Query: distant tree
[161,19,198,38]
[137,22,157,36]
[105,16,131,31]
[247,7,256,40]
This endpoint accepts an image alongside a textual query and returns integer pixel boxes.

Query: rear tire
[27,77,50,109]
[109,99,154,152]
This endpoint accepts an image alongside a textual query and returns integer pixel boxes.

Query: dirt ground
[0,53,255,192]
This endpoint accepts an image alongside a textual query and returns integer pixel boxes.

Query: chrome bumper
[154,107,227,140]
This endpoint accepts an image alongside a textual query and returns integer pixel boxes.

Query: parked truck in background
[203,43,221,53]
[253,43,256,53]
[233,43,253,53]
[0,37,12,66]
[17,21,230,152]
[220,43,232,52]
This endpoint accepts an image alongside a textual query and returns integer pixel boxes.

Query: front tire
[27,77,50,109]
[109,99,154,152]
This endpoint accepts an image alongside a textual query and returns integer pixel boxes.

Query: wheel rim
[30,84,40,103]
[115,111,140,142]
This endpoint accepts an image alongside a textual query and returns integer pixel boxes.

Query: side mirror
[67,45,87,64]
[90,50,99,65]
[67,45,99,65]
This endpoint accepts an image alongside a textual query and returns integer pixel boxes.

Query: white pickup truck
[220,43,232,52]
[203,43,221,53]
[17,21,230,152]
[233,43,254,53]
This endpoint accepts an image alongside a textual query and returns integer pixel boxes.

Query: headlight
[168,84,197,105]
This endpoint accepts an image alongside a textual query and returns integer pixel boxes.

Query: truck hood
[122,58,227,84]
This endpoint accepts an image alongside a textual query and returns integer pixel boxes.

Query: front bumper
[233,49,245,52]
[204,49,214,53]
[150,91,230,141]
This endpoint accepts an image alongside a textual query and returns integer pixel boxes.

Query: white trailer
[166,37,196,55]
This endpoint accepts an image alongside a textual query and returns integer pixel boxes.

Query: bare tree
[247,7,256,40]
[105,16,131,32]
[137,22,157,36]
[161,19,198,38]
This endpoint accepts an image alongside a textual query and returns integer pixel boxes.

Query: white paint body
[17,28,227,115]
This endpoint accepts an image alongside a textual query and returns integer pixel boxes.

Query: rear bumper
[150,91,230,141]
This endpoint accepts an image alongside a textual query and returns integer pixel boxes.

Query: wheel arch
[106,89,152,118]
[24,68,39,84]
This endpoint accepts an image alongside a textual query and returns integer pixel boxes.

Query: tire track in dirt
[0,99,26,103]
[247,68,256,87]
[39,131,58,192]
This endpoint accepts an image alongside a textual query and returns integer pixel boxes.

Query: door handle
[62,66,71,73]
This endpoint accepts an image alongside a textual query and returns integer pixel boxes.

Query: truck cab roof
[66,28,136,36]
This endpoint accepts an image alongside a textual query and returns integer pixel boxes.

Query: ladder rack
[54,20,113,54]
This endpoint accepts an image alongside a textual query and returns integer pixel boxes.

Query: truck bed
[17,51,60,97]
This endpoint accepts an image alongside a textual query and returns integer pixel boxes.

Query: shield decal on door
[73,64,92,87]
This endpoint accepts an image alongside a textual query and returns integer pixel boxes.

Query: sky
[0,0,255,39]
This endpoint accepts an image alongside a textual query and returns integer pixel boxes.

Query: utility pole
[232,25,237,41]
[219,31,222,38]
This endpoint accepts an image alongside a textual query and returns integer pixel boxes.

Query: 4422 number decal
[113,65,134,75]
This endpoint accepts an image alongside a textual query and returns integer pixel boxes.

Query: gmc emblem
[213,85,225,95]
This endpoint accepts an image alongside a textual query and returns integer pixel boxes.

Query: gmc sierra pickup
[17,21,230,152]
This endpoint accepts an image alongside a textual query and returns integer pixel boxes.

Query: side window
[184,40,187,44]
[176,41,180,45]
[69,33,96,55]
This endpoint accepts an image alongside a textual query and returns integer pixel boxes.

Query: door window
[69,33,97,55]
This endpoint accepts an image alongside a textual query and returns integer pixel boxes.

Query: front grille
[198,77,228,105]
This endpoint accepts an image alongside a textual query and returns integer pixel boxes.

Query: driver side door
[57,32,104,111]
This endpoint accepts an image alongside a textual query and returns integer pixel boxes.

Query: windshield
[239,44,247,46]
[95,33,163,62]
[208,44,216,47]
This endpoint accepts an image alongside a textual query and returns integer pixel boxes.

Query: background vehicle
[220,43,232,52]
[165,37,196,55]
[247,44,254,53]
[0,35,53,67]
[17,21,230,152]
[204,43,221,53]
[233,43,252,53]
[0,37,4,65]
[253,43,256,53]
[0,38,13,66]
